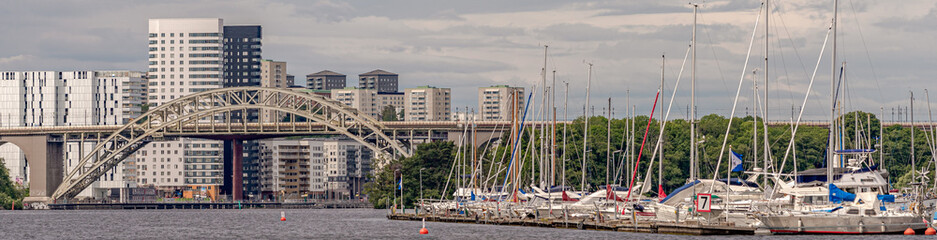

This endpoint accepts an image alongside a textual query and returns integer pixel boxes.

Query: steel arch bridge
[51,87,411,201]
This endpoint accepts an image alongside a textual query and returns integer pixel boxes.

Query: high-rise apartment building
[306,70,346,90]
[222,25,261,87]
[358,69,398,92]
[0,70,146,198]
[330,88,403,120]
[141,18,225,192]
[222,25,263,199]
[478,85,525,121]
[405,86,451,121]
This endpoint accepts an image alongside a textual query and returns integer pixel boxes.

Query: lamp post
[420,167,425,214]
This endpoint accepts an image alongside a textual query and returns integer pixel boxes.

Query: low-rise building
[306,70,346,90]
[478,85,525,121]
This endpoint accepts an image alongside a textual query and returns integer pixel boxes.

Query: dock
[48,201,371,210]
[387,213,756,235]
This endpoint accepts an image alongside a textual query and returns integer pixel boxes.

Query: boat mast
[690,3,698,182]
[607,98,612,191]
[880,106,884,170]
[911,91,915,186]
[582,62,593,193]
[626,89,631,184]
[563,81,569,188]
[827,0,838,187]
[763,0,770,188]
[540,45,548,188]
[926,90,936,191]
[552,69,558,187]
[658,54,664,195]
[753,69,759,182]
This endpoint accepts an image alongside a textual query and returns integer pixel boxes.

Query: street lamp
[420,167,426,214]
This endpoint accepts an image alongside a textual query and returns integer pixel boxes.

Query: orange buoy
[280,211,286,221]
[925,228,936,235]
[904,227,916,235]
[419,218,429,235]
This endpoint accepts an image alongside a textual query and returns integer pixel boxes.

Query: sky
[1,0,935,121]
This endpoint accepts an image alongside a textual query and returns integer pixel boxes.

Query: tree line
[364,111,933,208]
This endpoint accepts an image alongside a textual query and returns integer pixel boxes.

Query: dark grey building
[358,69,398,92]
[306,70,346,90]
[223,25,262,87]
[222,25,262,199]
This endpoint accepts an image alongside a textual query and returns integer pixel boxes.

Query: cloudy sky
[2,0,935,121]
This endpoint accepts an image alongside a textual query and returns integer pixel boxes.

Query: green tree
[0,159,28,210]
[364,141,456,208]
[381,105,399,121]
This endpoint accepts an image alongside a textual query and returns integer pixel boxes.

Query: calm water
[0,208,925,239]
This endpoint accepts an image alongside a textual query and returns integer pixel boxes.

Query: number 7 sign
[696,193,712,213]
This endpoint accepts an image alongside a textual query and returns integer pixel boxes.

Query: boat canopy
[716,178,760,188]
[834,149,877,154]
[829,184,856,203]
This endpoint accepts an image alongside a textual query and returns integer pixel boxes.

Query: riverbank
[45,201,370,210]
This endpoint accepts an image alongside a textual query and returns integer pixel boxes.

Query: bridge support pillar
[223,139,244,201]
[0,135,63,204]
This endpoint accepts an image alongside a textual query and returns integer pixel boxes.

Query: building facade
[222,25,261,87]
[141,18,225,193]
[478,85,525,121]
[0,70,146,198]
[257,137,366,200]
[306,70,346,90]
[358,69,398,92]
[222,25,263,198]
[405,86,451,121]
[259,60,288,122]
[330,88,403,120]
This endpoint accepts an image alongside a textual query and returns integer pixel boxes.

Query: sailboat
[757,0,927,234]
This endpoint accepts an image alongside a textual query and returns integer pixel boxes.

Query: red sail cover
[658,185,667,200]
[606,185,625,202]
[561,191,579,202]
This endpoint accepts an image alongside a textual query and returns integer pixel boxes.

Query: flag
[730,150,744,172]
[398,178,403,190]
[470,191,476,201]
[658,185,667,200]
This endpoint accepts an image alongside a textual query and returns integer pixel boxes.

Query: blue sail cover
[834,149,877,154]
[659,180,701,203]
[829,184,856,203]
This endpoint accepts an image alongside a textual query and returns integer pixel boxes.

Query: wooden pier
[387,213,756,235]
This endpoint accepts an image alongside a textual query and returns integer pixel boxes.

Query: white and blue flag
[398,178,403,190]
[730,150,744,172]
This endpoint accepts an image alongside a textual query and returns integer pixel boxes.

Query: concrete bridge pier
[0,135,63,205]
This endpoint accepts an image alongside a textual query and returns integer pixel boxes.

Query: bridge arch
[52,87,410,200]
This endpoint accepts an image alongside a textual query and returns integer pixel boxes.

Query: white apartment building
[323,138,371,200]
[256,138,371,200]
[405,86,451,121]
[0,70,146,198]
[257,139,325,200]
[330,87,403,120]
[138,18,225,190]
[478,85,525,121]
[260,60,288,122]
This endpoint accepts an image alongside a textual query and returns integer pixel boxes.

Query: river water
[0,208,924,239]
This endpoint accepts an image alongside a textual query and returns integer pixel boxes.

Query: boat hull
[760,215,926,234]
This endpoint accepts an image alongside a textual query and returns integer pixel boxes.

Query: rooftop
[307,70,345,77]
[360,69,397,76]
